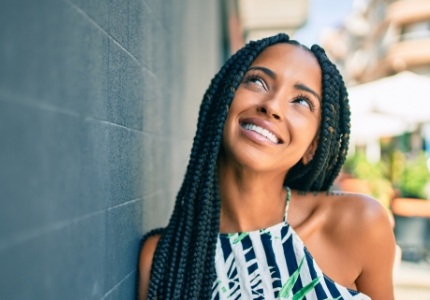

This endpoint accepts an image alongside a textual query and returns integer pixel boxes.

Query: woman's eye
[249,77,264,87]
[244,75,267,90]
[293,96,315,111]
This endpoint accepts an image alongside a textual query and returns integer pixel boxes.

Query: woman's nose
[257,99,282,120]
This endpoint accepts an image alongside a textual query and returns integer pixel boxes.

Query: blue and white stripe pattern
[212,221,371,300]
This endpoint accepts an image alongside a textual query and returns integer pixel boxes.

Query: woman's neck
[218,160,288,233]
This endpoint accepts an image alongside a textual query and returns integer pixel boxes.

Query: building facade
[322,0,430,85]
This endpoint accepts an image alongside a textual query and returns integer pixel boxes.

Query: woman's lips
[239,118,283,144]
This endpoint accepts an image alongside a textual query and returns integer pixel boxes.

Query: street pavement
[394,260,430,300]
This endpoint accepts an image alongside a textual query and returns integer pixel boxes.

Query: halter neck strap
[284,186,291,222]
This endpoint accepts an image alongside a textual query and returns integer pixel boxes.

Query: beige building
[321,0,430,85]
[224,0,309,54]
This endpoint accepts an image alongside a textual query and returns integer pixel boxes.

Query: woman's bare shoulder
[138,234,161,300]
[293,190,389,229]
[324,191,390,225]
[319,191,392,236]
[140,234,161,261]
[297,190,388,225]
[322,191,396,298]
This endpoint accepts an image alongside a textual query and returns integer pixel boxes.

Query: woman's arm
[355,198,396,300]
[138,234,160,300]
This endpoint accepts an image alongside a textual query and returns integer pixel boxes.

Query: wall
[0,0,220,299]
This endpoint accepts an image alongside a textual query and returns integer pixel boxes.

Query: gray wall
[0,0,221,299]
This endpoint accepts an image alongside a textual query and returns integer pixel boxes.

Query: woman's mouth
[240,122,282,144]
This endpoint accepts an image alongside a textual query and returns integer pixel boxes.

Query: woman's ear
[302,136,319,165]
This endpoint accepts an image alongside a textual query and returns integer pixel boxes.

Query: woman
[138,33,396,299]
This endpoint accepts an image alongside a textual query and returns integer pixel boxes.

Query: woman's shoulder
[292,189,392,245]
[295,189,388,224]
[317,191,395,251]
[138,233,161,300]
[292,190,391,240]
[140,234,161,265]
[319,193,396,298]
[292,190,396,298]
[314,191,389,233]
[323,191,389,225]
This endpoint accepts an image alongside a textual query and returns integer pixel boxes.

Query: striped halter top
[212,187,371,300]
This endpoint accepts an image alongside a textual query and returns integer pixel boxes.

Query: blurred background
[1,0,429,299]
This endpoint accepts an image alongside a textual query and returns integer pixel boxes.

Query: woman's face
[221,43,322,175]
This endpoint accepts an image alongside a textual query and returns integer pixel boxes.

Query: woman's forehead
[248,43,322,94]
[251,43,318,67]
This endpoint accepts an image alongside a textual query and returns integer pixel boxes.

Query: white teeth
[243,123,279,144]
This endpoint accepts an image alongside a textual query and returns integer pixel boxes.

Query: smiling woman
[221,44,322,177]
[137,33,396,300]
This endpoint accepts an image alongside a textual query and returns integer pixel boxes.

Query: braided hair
[138,33,350,299]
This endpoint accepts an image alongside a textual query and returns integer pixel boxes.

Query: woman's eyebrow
[247,66,276,79]
[294,82,321,102]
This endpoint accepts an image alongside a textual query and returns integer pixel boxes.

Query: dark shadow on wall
[0,0,221,299]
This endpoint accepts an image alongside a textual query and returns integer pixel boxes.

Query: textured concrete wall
[0,0,220,299]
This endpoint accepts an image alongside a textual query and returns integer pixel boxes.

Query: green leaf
[232,232,249,244]
[291,277,321,300]
[278,257,305,298]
